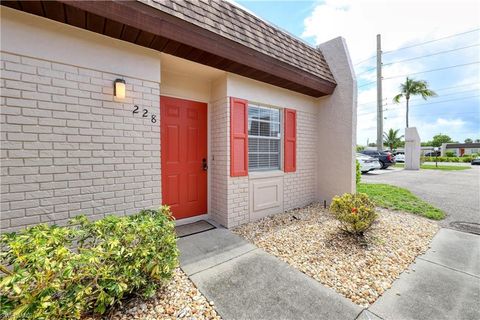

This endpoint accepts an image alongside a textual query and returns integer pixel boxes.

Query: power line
[433,82,480,92]
[383,61,480,80]
[358,81,377,88]
[400,94,480,107]
[358,98,387,106]
[353,55,376,66]
[383,44,480,66]
[356,66,377,76]
[358,83,480,106]
[382,28,480,54]
[408,88,480,102]
[358,95,480,116]
[384,111,478,120]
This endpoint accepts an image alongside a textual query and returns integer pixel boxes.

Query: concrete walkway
[178,227,479,320]
[178,228,362,320]
[368,228,480,320]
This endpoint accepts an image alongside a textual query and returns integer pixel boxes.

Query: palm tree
[383,128,404,151]
[393,77,437,128]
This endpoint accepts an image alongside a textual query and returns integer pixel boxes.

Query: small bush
[330,193,377,235]
[422,156,472,163]
[356,159,361,185]
[0,206,178,319]
[445,151,455,157]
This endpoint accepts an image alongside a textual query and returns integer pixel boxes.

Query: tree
[475,139,480,143]
[431,133,453,147]
[464,138,473,143]
[383,128,404,151]
[393,77,437,128]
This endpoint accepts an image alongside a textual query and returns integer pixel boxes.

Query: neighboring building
[441,143,480,156]
[0,0,356,233]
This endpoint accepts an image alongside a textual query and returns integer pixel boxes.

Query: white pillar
[405,127,421,170]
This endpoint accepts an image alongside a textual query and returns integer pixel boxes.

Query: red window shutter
[284,108,297,172]
[230,97,248,177]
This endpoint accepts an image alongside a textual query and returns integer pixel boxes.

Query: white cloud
[303,0,480,63]
[303,0,480,144]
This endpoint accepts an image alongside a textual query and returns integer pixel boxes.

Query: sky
[234,0,480,145]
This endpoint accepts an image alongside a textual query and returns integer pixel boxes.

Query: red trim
[284,108,297,172]
[230,97,249,177]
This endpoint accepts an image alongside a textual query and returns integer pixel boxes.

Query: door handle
[202,158,208,171]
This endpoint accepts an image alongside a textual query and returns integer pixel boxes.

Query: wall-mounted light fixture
[114,79,126,99]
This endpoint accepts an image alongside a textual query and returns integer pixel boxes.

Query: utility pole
[376,34,383,151]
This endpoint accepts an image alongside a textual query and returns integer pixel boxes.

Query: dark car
[360,150,396,169]
[424,150,441,157]
[472,157,480,165]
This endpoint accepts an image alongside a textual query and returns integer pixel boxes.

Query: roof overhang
[445,143,480,149]
[1,0,336,97]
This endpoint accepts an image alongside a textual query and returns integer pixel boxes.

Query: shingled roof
[1,0,337,96]
[143,0,336,84]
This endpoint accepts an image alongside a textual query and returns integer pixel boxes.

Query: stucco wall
[1,7,160,83]
[1,9,161,232]
[317,37,357,202]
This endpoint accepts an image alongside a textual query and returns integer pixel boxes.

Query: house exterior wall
[1,8,162,232]
[225,74,319,225]
[1,8,356,232]
[317,37,357,202]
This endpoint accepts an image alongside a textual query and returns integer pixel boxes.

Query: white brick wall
[210,97,249,228]
[227,176,249,227]
[284,109,318,211]
[210,98,229,227]
[0,52,161,232]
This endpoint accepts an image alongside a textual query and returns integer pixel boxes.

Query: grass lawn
[357,183,445,220]
[394,163,470,171]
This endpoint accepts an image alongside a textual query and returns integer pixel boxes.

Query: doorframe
[160,94,211,221]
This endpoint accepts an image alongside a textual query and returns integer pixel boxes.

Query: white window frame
[247,104,282,171]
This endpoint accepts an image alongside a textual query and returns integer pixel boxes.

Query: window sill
[248,170,284,179]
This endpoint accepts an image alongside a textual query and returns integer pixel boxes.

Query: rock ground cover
[233,203,438,307]
[84,268,222,320]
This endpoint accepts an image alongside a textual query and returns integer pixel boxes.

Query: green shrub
[445,151,455,157]
[356,159,361,185]
[329,193,377,235]
[422,156,473,163]
[0,206,178,319]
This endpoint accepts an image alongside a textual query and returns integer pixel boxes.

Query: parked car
[356,153,381,173]
[360,150,395,169]
[424,150,441,157]
[394,152,405,163]
[471,157,480,165]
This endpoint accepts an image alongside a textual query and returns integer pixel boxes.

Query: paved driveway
[362,166,480,233]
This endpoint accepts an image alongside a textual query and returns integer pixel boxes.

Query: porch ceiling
[1,0,336,97]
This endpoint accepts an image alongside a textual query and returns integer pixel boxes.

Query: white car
[394,153,405,163]
[356,153,381,173]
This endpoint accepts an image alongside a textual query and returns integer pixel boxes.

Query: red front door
[161,96,208,219]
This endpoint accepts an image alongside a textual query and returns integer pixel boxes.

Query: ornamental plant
[355,159,361,185]
[329,193,377,235]
[0,206,178,319]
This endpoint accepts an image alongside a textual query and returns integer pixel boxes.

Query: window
[248,105,281,171]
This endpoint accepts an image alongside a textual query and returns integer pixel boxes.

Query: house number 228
[133,105,156,123]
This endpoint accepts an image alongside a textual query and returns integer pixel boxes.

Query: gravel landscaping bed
[85,268,221,320]
[233,203,439,307]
